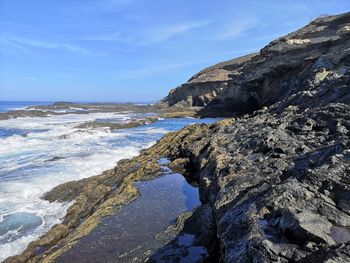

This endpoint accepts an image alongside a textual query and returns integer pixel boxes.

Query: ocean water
[0,101,51,113]
[0,101,217,261]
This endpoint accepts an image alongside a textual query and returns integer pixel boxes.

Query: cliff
[5,12,350,263]
[165,12,350,117]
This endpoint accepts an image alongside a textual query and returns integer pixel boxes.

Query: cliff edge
[165,12,350,117]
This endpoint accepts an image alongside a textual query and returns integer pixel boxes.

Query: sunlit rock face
[165,12,350,117]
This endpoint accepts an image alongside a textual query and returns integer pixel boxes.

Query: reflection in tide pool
[56,171,201,262]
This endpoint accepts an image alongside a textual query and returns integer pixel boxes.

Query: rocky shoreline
[5,125,218,263]
[0,101,200,121]
[5,12,350,262]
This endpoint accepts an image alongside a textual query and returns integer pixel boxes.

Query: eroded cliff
[165,12,350,117]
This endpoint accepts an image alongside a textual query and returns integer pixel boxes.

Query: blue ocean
[0,101,216,260]
[0,101,52,113]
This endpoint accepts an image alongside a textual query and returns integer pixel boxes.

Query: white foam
[0,112,168,261]
[131,127,170,134]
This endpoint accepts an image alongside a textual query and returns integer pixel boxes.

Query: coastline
[3,12,350,262]
[3,110,217,262]
[1,102,216,262]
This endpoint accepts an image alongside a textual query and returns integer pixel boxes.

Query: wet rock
[45,156,64,162]
[0,110,59,120]
[76,117,159,131]
[169,158,190,174]
[5,224,69,263]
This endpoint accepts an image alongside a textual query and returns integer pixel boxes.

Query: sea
[0,101,217,261]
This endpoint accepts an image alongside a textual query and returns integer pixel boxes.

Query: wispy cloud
[113,47,262,79]
[0,36,106,56]
[114,52,237,79]
[218,17,258,39]
[78,33,126,42]
[0,38,30,52]
[138,20,212,46]
[76,20,211,48]
[115,60,207,79]
[69,20,210,47]
[62,0,137,16]
[96,0,136,11]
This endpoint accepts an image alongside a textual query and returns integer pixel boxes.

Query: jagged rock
[5,12,350,263]
[76,117,159,131]
[165,12,350,118]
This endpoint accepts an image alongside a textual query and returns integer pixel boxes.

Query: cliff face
[165,12,350,117]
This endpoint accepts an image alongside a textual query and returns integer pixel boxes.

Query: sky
[0,0,349,102]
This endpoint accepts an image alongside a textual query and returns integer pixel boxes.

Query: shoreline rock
[4,12,350,263]
[75,116,159,131]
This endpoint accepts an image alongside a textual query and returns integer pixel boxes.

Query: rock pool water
[56,163,205,262]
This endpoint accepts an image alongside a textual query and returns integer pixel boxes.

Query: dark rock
[46,156,64,162]
[76,116,159,131]
[164,12,350,117]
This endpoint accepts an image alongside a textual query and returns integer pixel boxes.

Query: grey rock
[164,12,350,117]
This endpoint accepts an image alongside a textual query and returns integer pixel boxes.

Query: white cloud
[0,38,30,52]
[78,33,125,42]
[73,20,211,48]
[218,18,258,39]
[62,0,136,15]
[138,20,212,46]
[0,37,106,56]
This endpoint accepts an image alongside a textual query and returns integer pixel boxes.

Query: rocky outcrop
[75,117,159,131]
[165,12,350,117]
[161,103,350,262]
[0,102,200,121]
[0,110,63,120]
[157,13,350,261]
[5,12,350,263]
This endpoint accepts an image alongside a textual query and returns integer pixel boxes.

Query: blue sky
[0,0,349,102]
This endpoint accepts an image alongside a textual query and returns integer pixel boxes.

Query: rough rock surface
[5,12,350,263]
[165,12,350,117]
[161,103,350,262]
[75,116,159,131]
